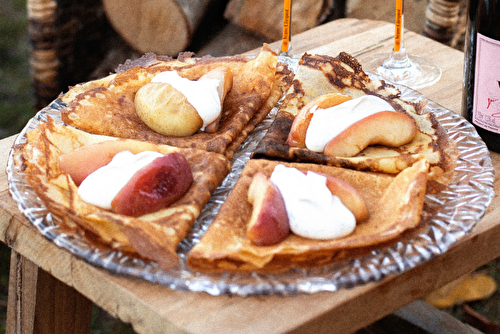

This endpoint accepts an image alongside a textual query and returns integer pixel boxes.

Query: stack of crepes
[13,46,459,273]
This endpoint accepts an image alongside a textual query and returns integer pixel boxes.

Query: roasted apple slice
[286,93,352,148]
[111,152,193,217]
[321,172,369,222]
[324,111,418,157]
[59,140,145,186]
[247,172,290,246]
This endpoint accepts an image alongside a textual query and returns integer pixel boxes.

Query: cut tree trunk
[102,0,216,55]
[224,0,338,41]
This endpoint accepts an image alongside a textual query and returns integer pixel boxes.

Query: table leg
[6,250,93,334]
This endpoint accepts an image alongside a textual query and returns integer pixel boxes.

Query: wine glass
[361,0,442,90]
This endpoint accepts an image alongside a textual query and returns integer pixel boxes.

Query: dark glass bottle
[462,0,500,152]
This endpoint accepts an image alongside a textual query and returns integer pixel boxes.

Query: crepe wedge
[13,117,231,269]
[187,158,429,273]
[60,44,293,159]
[252,52,458,183]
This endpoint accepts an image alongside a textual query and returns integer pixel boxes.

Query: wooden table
[1,18,496,334]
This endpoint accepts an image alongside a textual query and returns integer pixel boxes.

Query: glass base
[361,53,442,90]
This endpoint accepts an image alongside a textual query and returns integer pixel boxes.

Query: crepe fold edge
[186,158,429,273]
[13,118,232,269]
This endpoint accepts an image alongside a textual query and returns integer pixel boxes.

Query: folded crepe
[187,158,429,273]
[252,52,457,183]
[60,44,293,159]
[13,118,231,269]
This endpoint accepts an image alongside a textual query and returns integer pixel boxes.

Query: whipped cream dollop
[269,164,356,240]
[305,95,396,152]
[78,151,163,209]
[151,71,221,130]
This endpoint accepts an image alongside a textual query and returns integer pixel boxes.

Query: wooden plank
[6,251,93,334]
[6,251,37,334]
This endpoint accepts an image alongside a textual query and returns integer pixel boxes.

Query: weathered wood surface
[1,18,491,334]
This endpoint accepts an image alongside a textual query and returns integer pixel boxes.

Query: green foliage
[0,0,36,139]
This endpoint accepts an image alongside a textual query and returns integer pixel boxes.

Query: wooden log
[224,0,338,41]
[102,0,216,56]
[423,0,464,45]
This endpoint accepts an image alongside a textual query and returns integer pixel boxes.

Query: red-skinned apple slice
[324,110,418,157]
[298,170,369,223]
[111,152,193,217]
[247,172,290,246]
[59,140,159,186]
[286,93,352,148]
[320,172,369,223]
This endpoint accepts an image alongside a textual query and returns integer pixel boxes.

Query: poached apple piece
[134,66,233,137]
[14,117,231,269]
[247,172,290,246]
[111,152,194,217]
[246,167,369,246]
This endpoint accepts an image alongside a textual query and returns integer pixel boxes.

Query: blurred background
[2,0,498,333]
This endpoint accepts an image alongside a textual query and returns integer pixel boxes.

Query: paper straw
[281,0,292,54]
[394,0,404,52]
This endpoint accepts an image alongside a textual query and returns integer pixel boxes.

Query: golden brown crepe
[187,158,429,273]
[60,44,293,159]
[252,52,458,183]
[13,118,231,269]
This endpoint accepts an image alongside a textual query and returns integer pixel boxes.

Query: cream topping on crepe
[269,164,356,239]
[78,150,163,209]
[305,95,396,152]
[151,71,222,130]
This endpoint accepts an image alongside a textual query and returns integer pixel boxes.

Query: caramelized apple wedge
[247,172,290,246]
[111,152,193,217]
[286,93,352,148]
[321,173,369,222]
[324,110,417,157]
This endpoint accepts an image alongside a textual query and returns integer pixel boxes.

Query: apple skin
[111,152,193,217]
[247,172,290,246]
[59,140,147,186]
[323,110,418,157]
[286,93,352,148]
[320,172,369,223]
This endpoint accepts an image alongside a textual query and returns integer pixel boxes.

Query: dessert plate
[7,79,495,296]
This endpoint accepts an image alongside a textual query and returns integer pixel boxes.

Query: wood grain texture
[102,0,215,55]
[0,18,487,334]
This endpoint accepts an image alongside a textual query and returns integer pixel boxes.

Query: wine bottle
[462,0,500,152]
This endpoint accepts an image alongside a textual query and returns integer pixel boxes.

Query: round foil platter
[7,79,495,297]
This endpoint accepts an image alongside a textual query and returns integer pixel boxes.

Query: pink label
[472,33,500,134]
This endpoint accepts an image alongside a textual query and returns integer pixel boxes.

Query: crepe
[60,44,293,159]
[187,158,429,272]
[252,52,458,182]
[13,117,231,269]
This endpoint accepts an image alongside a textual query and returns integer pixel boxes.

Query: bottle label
[472,33,500,134]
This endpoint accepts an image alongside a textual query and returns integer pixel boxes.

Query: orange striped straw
[281,0,292,54]
[394,0,404,52]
